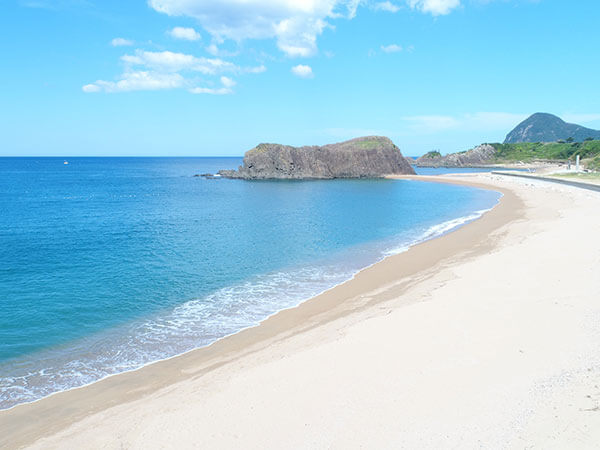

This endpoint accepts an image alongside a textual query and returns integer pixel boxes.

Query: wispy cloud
[244,65,267,74]
[205,43,240,57]
[111,38,133,47]
[121,50,238,74]
[291,64,314,78]
[83,49,264,93]
[168,26,202,41]
[190,76,236,94]
[407,0,461,16]
[82,71,185,93]
[220,76,236,89]
[189,86,233,95]
[373,1,401,12]
[381,43,403,53]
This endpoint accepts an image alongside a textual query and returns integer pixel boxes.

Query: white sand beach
[2,173,600,449]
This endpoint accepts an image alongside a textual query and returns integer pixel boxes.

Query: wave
[383,208,492,256]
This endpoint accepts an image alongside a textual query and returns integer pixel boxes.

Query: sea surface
[0,157,501,409]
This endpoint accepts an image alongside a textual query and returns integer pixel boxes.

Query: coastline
[0,177,498,413]
[3,172,600,448]
[0,174,518,448]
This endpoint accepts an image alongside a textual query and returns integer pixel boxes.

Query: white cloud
[121,50,238,74]
[244,64,267,74]
[373,1,401,12]
[190,76,236,94]
[148,0,360,57]
[82,71,185,93]
[407,0,461,15]
[83,47,265,94]
[291,64,313,78]
[204,42,241,58]
[111,37,133,47]
[220,76,236,88]
[82,83,101,93]
[85,0,476,95]
[381,43,402,53]
[169,26,202,41]
[206,43,220,55]
[190,86,233,94]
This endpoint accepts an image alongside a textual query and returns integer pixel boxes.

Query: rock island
[218,136,415,179]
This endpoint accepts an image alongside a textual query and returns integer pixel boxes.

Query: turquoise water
[0,157,500,409]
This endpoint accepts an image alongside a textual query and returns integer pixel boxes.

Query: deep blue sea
[0,157,501,409]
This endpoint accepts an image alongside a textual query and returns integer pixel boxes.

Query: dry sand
[2,173,600,449]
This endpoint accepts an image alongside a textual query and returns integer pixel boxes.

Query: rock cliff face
[415,144,496,167]
[505,113,600,144]
[219,136,415,179]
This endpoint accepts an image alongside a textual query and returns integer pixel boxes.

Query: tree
[585,137,594,141]
[566,137,574,143]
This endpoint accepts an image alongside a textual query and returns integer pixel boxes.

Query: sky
[1,0,600,156]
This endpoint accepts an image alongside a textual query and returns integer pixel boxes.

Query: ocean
[0,157,501,409]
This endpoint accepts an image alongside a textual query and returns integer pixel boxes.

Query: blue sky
[2,0,600,156]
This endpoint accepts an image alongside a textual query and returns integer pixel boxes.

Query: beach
[2,173,600,449]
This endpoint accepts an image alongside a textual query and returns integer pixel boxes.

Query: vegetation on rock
[490,140,600,162]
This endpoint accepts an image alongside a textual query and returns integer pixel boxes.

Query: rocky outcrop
[415,144,496,167]
[219,136,415,179]
[414,151,442,167]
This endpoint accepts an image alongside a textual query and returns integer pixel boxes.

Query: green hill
[415,140,600,170]
[490,140,600,162]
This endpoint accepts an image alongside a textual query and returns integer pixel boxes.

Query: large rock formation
[505,113,600,144]
[415,144,496,167]
[219,136,415,179]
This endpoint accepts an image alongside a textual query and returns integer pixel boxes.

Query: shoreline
[0,174,520,448]
[0,177,499,413]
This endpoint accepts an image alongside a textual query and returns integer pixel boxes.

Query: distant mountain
[504,113,600,144]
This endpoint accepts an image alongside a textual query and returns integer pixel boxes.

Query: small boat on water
[64,161,69,165]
